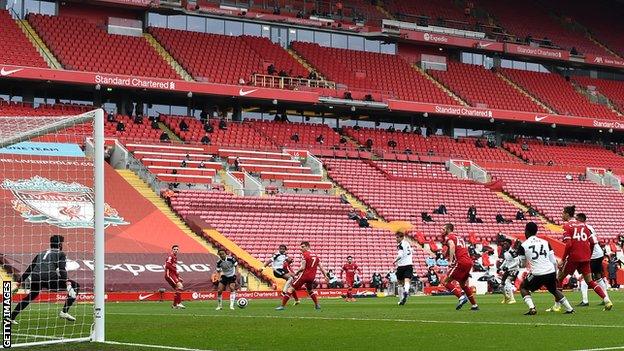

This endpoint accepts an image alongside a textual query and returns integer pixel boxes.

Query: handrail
[9,9,60,69]
[251,73,336,90]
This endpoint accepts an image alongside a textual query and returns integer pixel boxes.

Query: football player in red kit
[340,256,362,302]
[441,223,479,311]
[548,206,612,312]
[165,245,185,309]
[276,241,328,310]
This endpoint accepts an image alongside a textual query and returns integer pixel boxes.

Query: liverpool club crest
[2,176,128,228]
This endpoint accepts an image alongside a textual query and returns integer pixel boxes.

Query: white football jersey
[587,224,604,260]
[500,250,519,273]
[396,239,413,267]
[518,236,556,276]
[270,252,288,270]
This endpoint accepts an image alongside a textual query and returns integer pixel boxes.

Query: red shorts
[562,260,591,277]
[165,273,180,289]
[448,261,472,283]
[344,277,354,287]
[292,274,315,291]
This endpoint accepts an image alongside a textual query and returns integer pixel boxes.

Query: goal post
[0,108,105,347]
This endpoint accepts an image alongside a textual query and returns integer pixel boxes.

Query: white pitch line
[103,340,214,351]
[108,312,624,329]
[570,347,624,351]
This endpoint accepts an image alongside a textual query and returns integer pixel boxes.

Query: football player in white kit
[264,245,300,305]
[576,213,610,307]
[499,239,520,304]
[518,222,575,315]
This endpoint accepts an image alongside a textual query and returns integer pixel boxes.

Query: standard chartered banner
[0,142,85,157]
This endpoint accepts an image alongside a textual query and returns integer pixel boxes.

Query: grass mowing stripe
[103,341,213,351]
[108,312,624,329]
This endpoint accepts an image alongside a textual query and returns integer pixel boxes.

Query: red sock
[347,288,353,299]
[174,292,181,305]
[589,280,606,299]
[310,291,319,306]
[462,285,476,305]
[445,281,462,298]
[291,290,299,301]
[281,292,290,306]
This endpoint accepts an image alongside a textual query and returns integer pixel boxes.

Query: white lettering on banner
[515,46,562,58]
[593,120,624,130]
[423,33,449,43]
[95,75,176,90]
[80,260,212,276]
[434,105,493,118]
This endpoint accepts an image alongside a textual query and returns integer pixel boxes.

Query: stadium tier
[0,10,48,68]
[572,76,624,114]
[428,61,548,113]
[27,13,179,78]
[149,27,308,84]
[249,119,354,150]
[387,0,475,28]
[343,128,520,163]
[504,139,624,172]
[161,115,277,149]
[489,167,624,240]
[323,158,529,240]
[170,190,422,281]
[500,68,621,120]
[477,0,609,56]
[291,41,458,103]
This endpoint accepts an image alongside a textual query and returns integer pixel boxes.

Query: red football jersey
[302,251,320,278]
[446,233,472,264]
[165,253,179,282]
[341,263,359,280]
[562,219,595,262]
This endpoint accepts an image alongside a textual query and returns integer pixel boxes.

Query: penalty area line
[103,340,214,351]
[108,312,624,329]
[571,347,624,351]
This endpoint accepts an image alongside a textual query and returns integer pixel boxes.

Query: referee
[9,235,79,324]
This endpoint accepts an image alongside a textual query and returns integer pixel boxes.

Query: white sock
[523,295,535,309]
[580,279,589,304]
[397,286,403,299]
[504,282,514,299]
[599,278,610,300]
[283,278,293,293]
[217,296,222,307]
[558,297,573,312]
[403,282,410,295]
[230,292,236,306]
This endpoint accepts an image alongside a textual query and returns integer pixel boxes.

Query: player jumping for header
[9,235,79,324]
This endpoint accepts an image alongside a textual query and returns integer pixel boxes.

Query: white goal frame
[0,108,105,347]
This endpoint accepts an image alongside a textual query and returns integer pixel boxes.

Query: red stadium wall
[0,154,219,292]
[58,2,141,25]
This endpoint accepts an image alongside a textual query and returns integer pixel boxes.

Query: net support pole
[93,108,105,342]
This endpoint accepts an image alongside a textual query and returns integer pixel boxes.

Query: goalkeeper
[10,235,79,324]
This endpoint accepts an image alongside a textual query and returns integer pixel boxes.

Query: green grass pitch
[15,291,624,351]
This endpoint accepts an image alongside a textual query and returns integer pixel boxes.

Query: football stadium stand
[28,13,179,78]
[0,10,48,68]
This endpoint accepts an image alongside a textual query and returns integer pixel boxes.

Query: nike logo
[478,43,492,48]
[138,293,154,301]
[0,67,23,76]
[239,89,258,96]
[255,14,265,18]
[534,116,548,122]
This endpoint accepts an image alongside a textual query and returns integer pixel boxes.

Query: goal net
[0,109,105,348]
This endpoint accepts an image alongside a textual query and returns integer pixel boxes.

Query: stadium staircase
[495,72,557,114]
[16,19,62,69]
[158,121,182,142]
[115,169,268,290]
[587,35,622,59]
[286,48,323,79]
[414,65,469,107]
[144,33,195,82]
